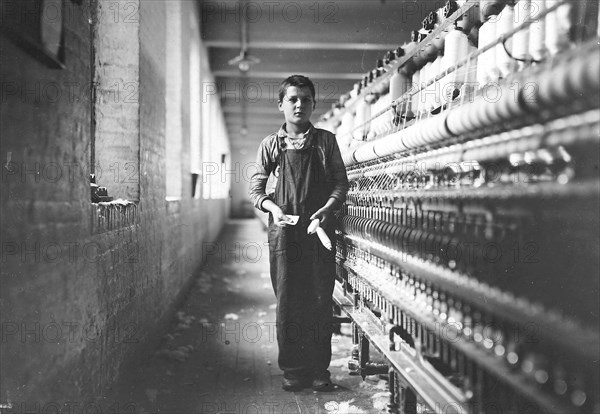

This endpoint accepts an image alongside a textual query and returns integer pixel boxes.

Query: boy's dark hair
[278,75,316,103]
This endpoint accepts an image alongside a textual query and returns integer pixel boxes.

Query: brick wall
[0,0,227,404]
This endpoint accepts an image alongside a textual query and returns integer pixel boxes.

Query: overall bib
[267,137,336,379]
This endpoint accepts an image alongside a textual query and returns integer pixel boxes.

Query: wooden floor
[100,219,389,413]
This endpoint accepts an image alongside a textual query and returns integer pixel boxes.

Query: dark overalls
[267,135,336,380]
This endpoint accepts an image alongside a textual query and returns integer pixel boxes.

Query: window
[165,0,183,200]
[201,69,231,200]
[92,0,140,201]
[189,13,202,198]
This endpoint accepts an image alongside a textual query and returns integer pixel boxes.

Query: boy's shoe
[311,371,332,391]
[282,376,307,391]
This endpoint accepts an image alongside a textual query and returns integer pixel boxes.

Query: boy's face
[278,86,315,127]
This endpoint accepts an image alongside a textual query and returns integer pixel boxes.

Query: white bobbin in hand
[307,218,332,250]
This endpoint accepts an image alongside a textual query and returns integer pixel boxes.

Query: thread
[412,69,421,117]
[380,94,395,133]
[416,64,428,116]
[488,14,502,82]
[497,5,517,78]
[476,19,497,88]
[433,55,444,110]
[353,99,371,141]
[545,0,572,56]
[441,27,469,104]
[339,112,354,149]
[513,0,531,68]
[529,0,547,62]
[464,44,479,87]
[425,59,435,113]
[390,67,412,101]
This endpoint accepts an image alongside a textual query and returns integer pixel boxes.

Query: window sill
[166,197,181,214]
[91,199,138,234]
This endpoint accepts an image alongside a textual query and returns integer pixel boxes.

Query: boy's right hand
[262,200,291,227]
[272,207,291,227]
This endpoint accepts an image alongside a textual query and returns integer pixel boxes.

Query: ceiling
[200,0,441,154]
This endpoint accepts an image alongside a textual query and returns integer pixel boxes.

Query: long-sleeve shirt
[249,123,349,213]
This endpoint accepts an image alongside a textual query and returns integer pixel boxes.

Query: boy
[249,75,349,391]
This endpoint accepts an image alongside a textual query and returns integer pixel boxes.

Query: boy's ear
[277,100,283,112]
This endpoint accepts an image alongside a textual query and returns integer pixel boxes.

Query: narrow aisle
[101,219,388,413]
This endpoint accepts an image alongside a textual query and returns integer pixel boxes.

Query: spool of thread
[431,8,447,50]
[422,13,439,59]
[349,82,360,100]
[368,97,380,139]
[529,0,547,62]
[372,94,392,137]
[476,19,497,88]
[353,99,371,141]
[460,2,482,32]
[459,45,479,100]
[340,112,354,148]
[353,141,377,163]
[513,0,531,68]
[415,66,426,116]
[496,82,523,120]
[442,27,469,72]
[564,51,598,101]
[446,103,470,135]
[316,227,332,250]
[431,55,443,110]
[307,218,320,234]
[422,61,433,113]
[390,67,412,101]
[413,31,429,68]
[382,101,395,132]
[545,0,572,56]
[480,0,505,21]
[468,23,480,46]
[390,70,413,121]
[411,69,421,117]
[496,5,517,78]
[441,27,469,104]
[488,15,502,82]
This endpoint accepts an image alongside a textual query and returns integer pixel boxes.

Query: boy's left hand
[310,207,332,227]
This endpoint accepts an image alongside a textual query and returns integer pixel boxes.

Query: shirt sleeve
[326,133,349,205]
[248,136,276,213]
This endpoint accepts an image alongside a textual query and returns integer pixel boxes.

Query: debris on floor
[144,389,157,403]
[224,313,239,320]
[155,345,194,362]
[176,311,196,330]
[325,399,369,414]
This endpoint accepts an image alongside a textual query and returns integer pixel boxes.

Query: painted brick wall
[0,0,226,405]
